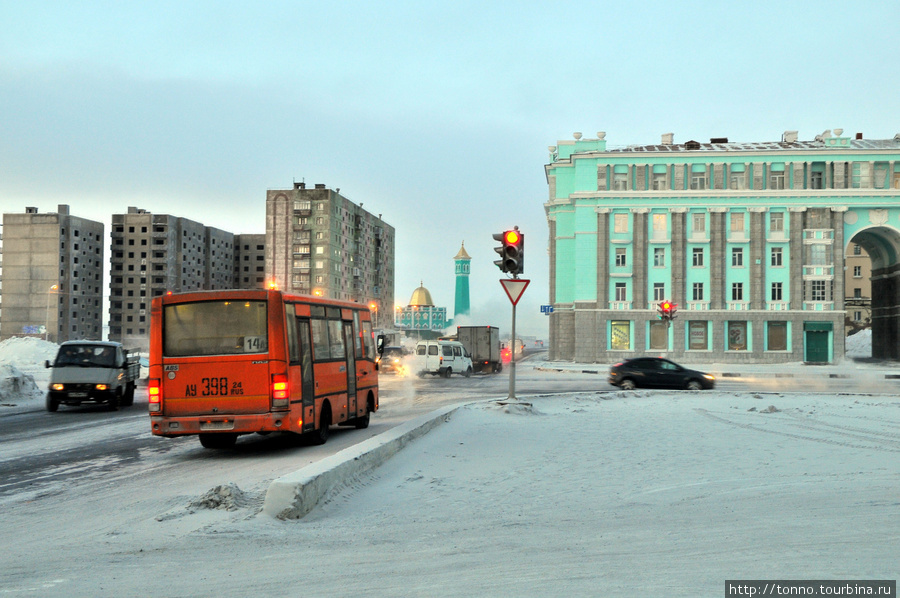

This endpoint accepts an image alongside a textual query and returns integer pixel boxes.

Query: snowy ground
[1,334,898,596]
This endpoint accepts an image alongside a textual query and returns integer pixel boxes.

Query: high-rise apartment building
[266,183,395,329]
[234,234,266,289]
[0,205,104,342]
[109,207,235,349]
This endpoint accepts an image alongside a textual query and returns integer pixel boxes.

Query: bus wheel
[46,394,59,412]
[311,405,331,445]
[199,433,238,449]
[353,408,370,429]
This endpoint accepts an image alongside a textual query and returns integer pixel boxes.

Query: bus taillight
[271,374,289,410]
[148,379,162,413]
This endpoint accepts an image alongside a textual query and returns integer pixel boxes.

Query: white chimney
[661,133,674,145]
[783,131,799,143]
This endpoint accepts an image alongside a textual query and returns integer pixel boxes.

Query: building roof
[454,242,471,260]
[605,137,900,154]
[408,282,434,307]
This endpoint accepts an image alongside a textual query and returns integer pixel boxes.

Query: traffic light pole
[508,300,517,400]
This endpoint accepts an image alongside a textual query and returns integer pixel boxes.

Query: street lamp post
[45,285,58,341]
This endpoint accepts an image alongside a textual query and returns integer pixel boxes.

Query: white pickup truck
[45,341,141,411]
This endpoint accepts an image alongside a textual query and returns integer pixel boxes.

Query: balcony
[727,301,751,310]
[609,301,632,310]
[767,301,789,311]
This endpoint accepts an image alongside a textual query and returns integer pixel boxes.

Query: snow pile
[845,329,872,359]
[189,483,251,511]
[0,336,59,370]
[0,363,43,404]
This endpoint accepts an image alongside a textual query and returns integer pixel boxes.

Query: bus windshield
[163,300,268,357]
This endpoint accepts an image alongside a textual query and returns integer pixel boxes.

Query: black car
[607,357,715,390]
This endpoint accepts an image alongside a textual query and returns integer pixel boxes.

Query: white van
[412,340,473,378]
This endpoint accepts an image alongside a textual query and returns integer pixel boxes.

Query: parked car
[377,346,408,373]
[607,357,715,390]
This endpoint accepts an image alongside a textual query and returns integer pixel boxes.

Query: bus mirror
[376,334,385,355]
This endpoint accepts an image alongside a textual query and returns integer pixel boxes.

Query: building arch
[845,223,900,359]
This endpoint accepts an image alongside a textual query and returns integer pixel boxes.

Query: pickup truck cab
[45,341,141,411]
[411,340,473,378]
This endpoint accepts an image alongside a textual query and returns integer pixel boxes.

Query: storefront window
[649,321,667,350]
[728,321,748,351]
[767,321,787,351]
[689,321,708,350]
[610,321,631,350]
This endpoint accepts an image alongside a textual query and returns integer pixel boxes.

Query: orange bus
[148,289,379,449]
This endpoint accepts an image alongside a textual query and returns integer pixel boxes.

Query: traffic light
[493,228,524,276]
[657,300,678,323]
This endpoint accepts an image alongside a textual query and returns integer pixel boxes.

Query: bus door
[297,317,316,433]
[343,321,357,419]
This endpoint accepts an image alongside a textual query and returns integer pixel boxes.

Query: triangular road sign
[500,278,530,305]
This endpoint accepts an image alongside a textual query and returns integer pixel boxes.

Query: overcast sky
[2,1,897,338]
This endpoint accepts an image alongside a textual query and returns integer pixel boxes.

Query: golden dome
[409,281,434,307]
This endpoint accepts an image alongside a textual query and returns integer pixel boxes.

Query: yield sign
[500,278,530,306]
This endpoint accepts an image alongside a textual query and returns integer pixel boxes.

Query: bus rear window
[163,300,268,357]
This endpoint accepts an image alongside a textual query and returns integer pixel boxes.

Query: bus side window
[286,304,300,363]
[311,318,330,362]
[353,312,363,360]
[361,320,374,360]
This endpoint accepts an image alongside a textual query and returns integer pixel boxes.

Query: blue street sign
[540,304,554,314]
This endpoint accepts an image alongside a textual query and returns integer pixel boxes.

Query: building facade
[234,234,266,289]
[109,207,235,349]
[0,205,104,342]
[266,183,395,329]
[844,243,872,332]
[395,282,448,336]
[545,130,900,364]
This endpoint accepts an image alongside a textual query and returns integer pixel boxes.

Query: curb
[262,402,463,520]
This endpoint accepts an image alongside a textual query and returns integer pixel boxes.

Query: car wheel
[443,368,452,378]
[199,433,238,449]
[620,379,636,390]
[686,380,703,391]
[464,367,472,378]
[46,394,59,412]
[107,389,121,411]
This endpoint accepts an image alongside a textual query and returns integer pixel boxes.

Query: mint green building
[544,130,900,364]
[453,242,471,320]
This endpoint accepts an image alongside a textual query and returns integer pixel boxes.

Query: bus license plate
[200,420,234,431]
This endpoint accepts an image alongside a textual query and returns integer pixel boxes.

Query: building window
[853,265,862,277]
[652,214,667,239]
[690,172,706,190]
[692,247,704,267]
[614,213,628,233]
[771,282,783,301]
[854,311,862,322]
[811,280,827,301]
[730,171,746,190]
[811,171,824,189]
[771,247,783,267]
[728,321,748,351]
[615,248,627,267]
[652,172,667,190]
[767,321,787,351]
[770,212,784,233]
[689,321,708,350]
[615,283,627,301]
[653,283,665,301]
[732,247,744,267]
[853,244,862,255]
[809,244,828,265]
[610,321,631,350]
[732,283,744,301]
[654,247,665,267]
[692,282,704,301]
[730,212,744,233]
[613,172,628,190]
[769,172,785,189]
[854,288,862,299]
[692,213,705,234]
